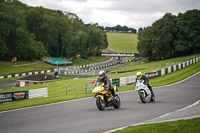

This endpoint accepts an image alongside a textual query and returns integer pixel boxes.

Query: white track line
[104,100,200,133]
[104,72,200,133]
[0,97,92,114]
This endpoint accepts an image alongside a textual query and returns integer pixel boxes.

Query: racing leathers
[96,76,115,96]
[135,74,154,95]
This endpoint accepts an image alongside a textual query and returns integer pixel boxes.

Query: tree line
[137,9,200,61]
[0,0,108,61]
[105,25,137,34]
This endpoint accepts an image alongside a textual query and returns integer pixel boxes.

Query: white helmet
[99,70,106,79]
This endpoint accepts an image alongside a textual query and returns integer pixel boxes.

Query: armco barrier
[155,57,199,77]
[157,70,161,77]
[126,75,136,85]
[0,69,55,80]
[0,58,115,79]
[173,65,176,71]
[116,57,200,88]
[120,77,127,86]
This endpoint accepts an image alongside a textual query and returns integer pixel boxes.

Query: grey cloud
[18,0,200,29]
[105,0,200,14]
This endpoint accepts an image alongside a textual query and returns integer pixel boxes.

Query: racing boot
[148,85,155,101]
[110,89,116,97]
[148,84,154,96]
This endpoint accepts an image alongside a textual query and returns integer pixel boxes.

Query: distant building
[16,74,60,87]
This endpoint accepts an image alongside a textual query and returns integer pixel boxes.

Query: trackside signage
[101,53,135,57]
[87,53,141,57]
[0,91,29,103]
[0,88,48,103]
[0,93,12,103]
[145,72,157,79]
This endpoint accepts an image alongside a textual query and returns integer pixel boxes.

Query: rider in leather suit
[96,70,115,96]
[135,72,154,96]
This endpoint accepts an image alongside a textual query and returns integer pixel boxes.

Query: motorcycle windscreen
[92,82,104,93]
[95,82,104,87]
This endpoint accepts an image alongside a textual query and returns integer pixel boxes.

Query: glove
[104,84,109,88]
[143,82,147,85]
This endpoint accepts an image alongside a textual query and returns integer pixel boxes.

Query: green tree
[0,1,47,60]
[137,26,153,61]
[138,13,178,61]
[151,13,178,60]
[87,25,107,53]
[0,0,109,61]
[174,9,200,55]
[66,31,88,60]
[0,40,8,59]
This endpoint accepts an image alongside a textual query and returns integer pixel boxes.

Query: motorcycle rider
[97,70,116,96]
[135,72,154,96]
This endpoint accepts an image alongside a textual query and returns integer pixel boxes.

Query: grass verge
[0,56,110,77]
[112,117,200,133]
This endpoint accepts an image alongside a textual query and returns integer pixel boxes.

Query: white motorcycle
[135,79,155,103]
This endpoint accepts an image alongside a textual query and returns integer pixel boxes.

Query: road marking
[104,100,200,133]
[0,97,92,114]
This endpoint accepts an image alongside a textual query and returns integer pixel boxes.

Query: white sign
[101,53,135,57]
[29,88,48,99]
[20,82,25,87]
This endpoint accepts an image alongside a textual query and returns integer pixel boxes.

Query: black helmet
[99,70,106,79]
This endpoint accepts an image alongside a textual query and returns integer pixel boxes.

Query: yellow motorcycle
[92,82,121,111]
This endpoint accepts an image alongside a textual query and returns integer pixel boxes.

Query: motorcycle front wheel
[138,91,146,103]
[96,97,105,111]
[113,95,121,109]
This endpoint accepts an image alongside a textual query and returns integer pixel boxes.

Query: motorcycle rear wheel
[96,97,105,111]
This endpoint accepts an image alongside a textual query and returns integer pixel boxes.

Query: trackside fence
[86,57,199,92]
[0,58,115,79]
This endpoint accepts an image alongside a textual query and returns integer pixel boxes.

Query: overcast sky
[18,0,200,30]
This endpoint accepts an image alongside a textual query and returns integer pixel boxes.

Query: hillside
[107,32,138,53]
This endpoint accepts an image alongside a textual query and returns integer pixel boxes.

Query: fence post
[85,81,88,94]
[66,84,68,96]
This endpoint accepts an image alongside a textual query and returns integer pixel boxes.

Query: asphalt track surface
[0,73,200,133]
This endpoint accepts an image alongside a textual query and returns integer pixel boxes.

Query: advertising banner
[13,91,29,101]
[0,91,29,103]
[146,72,157,79]
[0,93,12,103]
